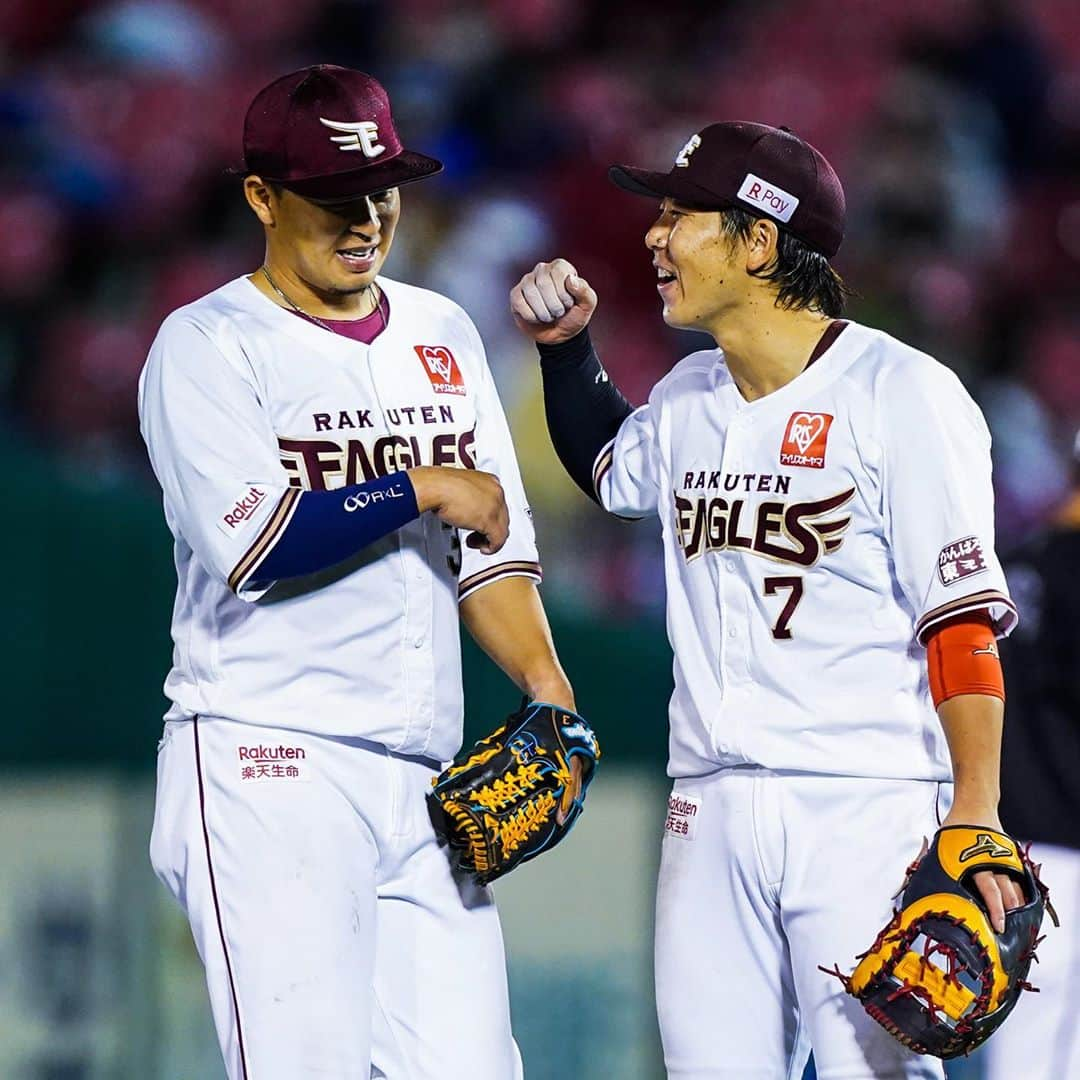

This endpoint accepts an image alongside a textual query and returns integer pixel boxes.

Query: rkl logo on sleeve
[780,412,834,469]
[938,536,988,586]
[414,345,466,395]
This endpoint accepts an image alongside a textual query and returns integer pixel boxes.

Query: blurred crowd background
[5,0,1080,610]
[2,0,1079,1077]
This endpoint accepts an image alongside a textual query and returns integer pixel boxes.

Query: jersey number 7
[763,576,804,640]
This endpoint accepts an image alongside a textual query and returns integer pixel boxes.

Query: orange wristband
[925,613,1005,708]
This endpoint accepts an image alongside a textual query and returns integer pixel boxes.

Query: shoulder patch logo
[780,412,834,469]
[414,345,466,395]
[216,485,269,539]
[938,536,988,586]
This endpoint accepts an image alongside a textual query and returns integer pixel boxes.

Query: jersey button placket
[400,523,436,752]
[715,561,735,760]
[366,346,434,754]
[729,567,754,762]
[713,421,743,753]
[726,418,765,762]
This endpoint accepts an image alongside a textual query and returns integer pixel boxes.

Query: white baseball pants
[655,767,949,1079]
[150,716,523,1080]
[983,841,1080,1080]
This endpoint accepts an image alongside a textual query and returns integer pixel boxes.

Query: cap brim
[276,150,444,204]
[608,165,674,198]
[608,165,730,210]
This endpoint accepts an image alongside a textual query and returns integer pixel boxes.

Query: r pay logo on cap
[737,173,799,222]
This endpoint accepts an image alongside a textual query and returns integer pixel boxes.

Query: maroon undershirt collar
[805,319,848,370]
[286,289,391,344]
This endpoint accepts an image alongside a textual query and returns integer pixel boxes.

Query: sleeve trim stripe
[458,560,543,601]
[592,439,616,500]
[915,590,1018,645]
[227,488,302,594]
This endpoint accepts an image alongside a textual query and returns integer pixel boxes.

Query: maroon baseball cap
[610,122,845,257]
[243,65,443,203]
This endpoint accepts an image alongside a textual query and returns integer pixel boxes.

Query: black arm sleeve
[537,328,634,504]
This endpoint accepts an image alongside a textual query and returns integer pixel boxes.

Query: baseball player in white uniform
[139,65,578,1079]
[512,123,1026,1078]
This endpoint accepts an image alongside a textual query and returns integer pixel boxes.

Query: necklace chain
[260,266,376,331]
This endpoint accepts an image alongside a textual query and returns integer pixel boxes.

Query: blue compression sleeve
[248,472,419,585]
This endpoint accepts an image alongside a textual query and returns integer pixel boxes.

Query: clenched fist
[510,258,598,346]
[408,466,509,555]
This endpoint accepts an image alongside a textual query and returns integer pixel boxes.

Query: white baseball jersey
[595,321,1017,781]
[138,275,539,760]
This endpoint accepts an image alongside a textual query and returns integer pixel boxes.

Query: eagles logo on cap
[243,65,443,203]
[319,118,386,158]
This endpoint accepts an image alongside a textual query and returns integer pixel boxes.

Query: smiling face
[647,198,745,332]
[245,177,400,309]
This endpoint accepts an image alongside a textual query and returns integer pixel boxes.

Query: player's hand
[940,809,1026,933]
[408,466,509,555]
[510,258,597,345]
[558,756,585,826]
[526,682,581,825]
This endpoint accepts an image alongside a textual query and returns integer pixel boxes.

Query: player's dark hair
[718,207,851,317]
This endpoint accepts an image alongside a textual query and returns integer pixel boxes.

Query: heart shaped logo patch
[780,411,834,468]
[414,345,466,395]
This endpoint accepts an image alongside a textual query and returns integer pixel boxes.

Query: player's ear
[744,217,779,273]
[244,175,277,227]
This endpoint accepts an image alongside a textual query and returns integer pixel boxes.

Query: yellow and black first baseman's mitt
[427,700,600,885]
[825,825,1057,1059]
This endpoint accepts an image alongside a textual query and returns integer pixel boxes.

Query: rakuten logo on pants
[236,743,309,783]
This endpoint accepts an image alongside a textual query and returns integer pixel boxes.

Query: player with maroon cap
[512,122,1028,1076]
[242,65,443,202]
[140,65,581,1079]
